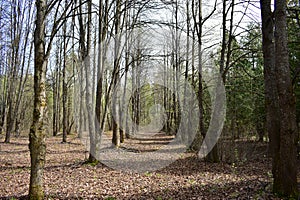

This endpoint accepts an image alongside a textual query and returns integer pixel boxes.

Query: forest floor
[0,133,299,200]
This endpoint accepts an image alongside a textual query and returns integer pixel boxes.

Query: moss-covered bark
[29,0,47,199]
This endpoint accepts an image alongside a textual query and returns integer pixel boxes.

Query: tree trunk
[62,12,68,143]
[53,64,58,136]
[120,40,129,142]
[190,0,219,162]
[62,24,68,143]
[5,86,13,143]
[78,0,97,162]
[29,0,47,198]
[95,0,107,147]
[112,0,122,147]
[272,0,298,196]
[260,0,280,158]
[0,92,6,135]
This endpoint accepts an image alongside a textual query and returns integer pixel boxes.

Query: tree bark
[29,0,47,198]
[272,0,298,196]
[260,0,280,158]
[62,3,69,143]
[78,0,97,162]
[53,62,59,136]
[112,0,122,147]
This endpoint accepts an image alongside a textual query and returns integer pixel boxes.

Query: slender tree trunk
[135,46,141,133]
[78,0,97,162]
[95,0,106,146]
[53,64,59,136]
[57,42,62,133]
[182,0,190,142]
[190,0,219,162]
[29,0,47,198]
[5,79,14,143]
[120,37,129,142]
[131,56,136,134]
[112,0,122,147]
[62,8,68,143]
[79,51,84,138]
[163,49,167,133]
[260,0,280,158]
[0,78,6,134]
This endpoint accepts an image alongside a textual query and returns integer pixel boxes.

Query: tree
[260,0,299,197]
[273,0,298,196]
[62,0,69,143]
[111,0,122,147]
[29,0,47,198]
[260,0,280,158]
[190,0,219,162]
[78,0,97,162]
[2,0,34,142]
[29,0,74,197]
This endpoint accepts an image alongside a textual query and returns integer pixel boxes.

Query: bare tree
[112,0,122,147]
[29,0,48,198]
[62,0,69,143]
[4,0,33,142]
[29,0,74,197]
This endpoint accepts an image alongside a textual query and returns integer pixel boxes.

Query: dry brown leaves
[0,134,297,200]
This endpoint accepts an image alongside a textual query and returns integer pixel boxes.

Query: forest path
[119,132,175,153]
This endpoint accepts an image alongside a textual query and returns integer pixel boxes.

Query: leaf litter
[0,134,299,199]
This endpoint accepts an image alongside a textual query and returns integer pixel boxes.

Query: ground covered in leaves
[0,134,299,200]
